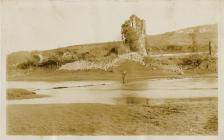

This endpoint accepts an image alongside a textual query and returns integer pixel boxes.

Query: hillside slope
[7,24,217,71]
[146,24,217,53]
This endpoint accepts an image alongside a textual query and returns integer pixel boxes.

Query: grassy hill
[7,25,217,73]
[146,24,217,53]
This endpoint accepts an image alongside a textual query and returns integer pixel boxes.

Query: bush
[181,57,202,67]
[166,45,182,51]
[17,60,36,69]
[178,54,216,70]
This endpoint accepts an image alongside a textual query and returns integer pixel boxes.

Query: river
[7,77,217,104]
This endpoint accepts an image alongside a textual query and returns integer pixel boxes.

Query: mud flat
[7,88,47,100]
[7,97,217,135]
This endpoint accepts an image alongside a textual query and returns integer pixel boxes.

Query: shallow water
[7,78,217,104]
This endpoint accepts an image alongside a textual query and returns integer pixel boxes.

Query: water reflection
[7,78,217,105]
[116,96,150,105]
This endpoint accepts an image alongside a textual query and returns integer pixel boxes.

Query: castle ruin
[121,15,147,56]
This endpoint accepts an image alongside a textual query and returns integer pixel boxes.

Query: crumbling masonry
[121,15,147,56]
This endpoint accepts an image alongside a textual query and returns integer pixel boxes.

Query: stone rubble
[59,52,145,71]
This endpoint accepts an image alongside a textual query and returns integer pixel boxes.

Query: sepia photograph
[2,0,222,137]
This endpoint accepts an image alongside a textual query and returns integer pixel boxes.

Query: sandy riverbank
[7,88,48,100]
[7,97,217,135]
[7,68,217,82]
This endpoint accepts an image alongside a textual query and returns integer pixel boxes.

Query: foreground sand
[7,97,217,135]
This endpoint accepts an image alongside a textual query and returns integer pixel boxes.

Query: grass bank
[7,68,217,82]
[7,97,217,135]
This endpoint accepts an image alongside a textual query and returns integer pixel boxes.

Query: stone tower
[121,15,147,56]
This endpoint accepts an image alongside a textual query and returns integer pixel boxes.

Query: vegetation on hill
[146,24,217,53]
[7,24,217,81]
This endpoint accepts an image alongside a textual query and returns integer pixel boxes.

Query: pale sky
[2,0,222,54]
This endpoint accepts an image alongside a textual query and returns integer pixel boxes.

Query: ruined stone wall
[122,15,147,56]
